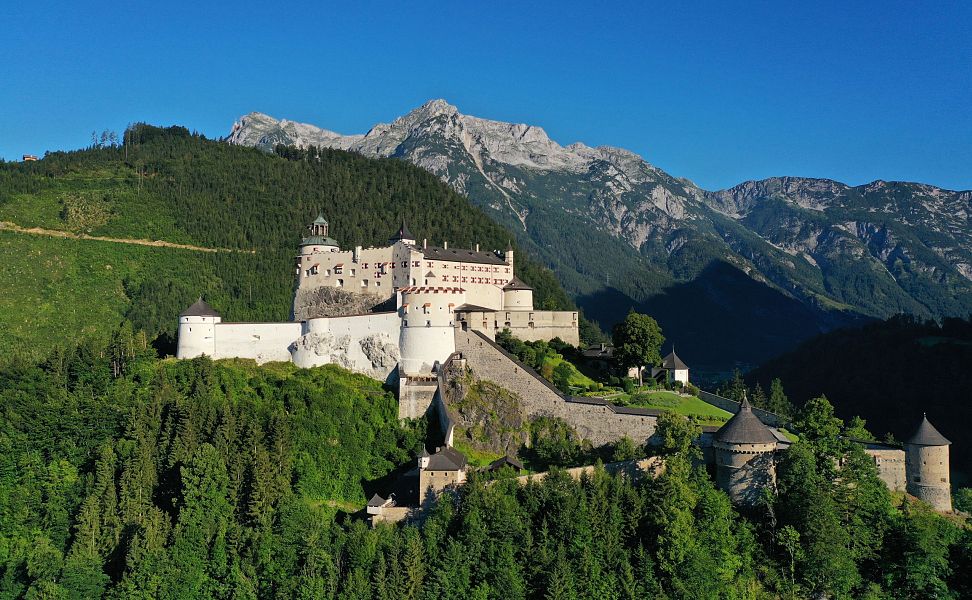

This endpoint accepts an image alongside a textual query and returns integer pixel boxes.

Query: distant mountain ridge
[228,100,972,373]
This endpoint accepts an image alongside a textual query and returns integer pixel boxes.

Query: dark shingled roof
[661,350,688,370]
[180,297,221,318]
[367,494,387,507]
[423,246,507,265]
[714,398,777,444]
[502,276,533,291]
[426,446,468,471]
[389,220,415,242]
[906,415,951,446]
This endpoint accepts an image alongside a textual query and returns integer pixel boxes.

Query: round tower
[713,397,778,507]
[502,276,534,310]
[298,213,340,257]
[905,414,952,511]
[176,297,221,359]
[398,286,464,374]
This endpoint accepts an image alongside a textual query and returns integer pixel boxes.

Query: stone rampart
[452,329,659,447]
[512,457,664,485]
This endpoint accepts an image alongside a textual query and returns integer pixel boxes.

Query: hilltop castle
[177,214,953,513]
[177,214,579,415]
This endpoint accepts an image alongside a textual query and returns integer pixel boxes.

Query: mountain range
[228,100,972,375]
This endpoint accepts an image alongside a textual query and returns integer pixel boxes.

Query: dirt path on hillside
[0,221,255,254]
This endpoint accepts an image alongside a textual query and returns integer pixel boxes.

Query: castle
[177,214,953,514]
[177,214,579,416]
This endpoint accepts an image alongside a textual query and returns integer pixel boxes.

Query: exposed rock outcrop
[293,285,391,320]
[359,333,400,371]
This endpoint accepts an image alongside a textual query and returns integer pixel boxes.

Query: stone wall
[452,329,659,447]
[212,322,302,363]
[512,457,664,485]
[399,377,438,420]
[862,444,906,492]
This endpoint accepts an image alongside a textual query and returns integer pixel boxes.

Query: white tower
[176,297,221,358]
[398,287,464,374]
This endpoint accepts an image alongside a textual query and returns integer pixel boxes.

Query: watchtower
[905,414,952,511]
[176,297,221,358]
[713,397,778,507]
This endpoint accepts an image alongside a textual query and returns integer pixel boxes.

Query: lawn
[623,390,732,424]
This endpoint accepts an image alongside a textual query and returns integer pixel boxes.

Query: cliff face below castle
[293,286,392,320]
[449,376,531,457]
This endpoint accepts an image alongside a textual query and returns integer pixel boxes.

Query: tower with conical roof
[905,414,952,511]
[388,218,416,246]
[713,396,778,506]
[176,297,222,359]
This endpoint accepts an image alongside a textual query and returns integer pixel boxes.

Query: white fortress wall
[212,322,302,363]
[291,312,402,379]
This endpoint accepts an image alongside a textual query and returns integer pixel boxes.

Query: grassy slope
[625,390,732,424]
[0,128,579,361]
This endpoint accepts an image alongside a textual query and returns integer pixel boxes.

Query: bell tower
[309,213,329,237]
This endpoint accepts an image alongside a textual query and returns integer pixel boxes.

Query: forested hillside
[0,125,583,363]
[749,316,972,484]
[2,338,970,598]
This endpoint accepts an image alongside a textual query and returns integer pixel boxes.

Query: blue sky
[3,1,970,191]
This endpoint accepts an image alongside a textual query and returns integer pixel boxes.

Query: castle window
[423,303,432,314]
[350,268,356,276]
[326,269,331,276]
[376,282,381,287]
[426,320,431,327]
[404,320,408,327]
[401,261,407,268]
[413,261,420,267]
[361,280,368,287]
[505,268,510,273]
[334,264,344,274]
[336,279,344,287]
